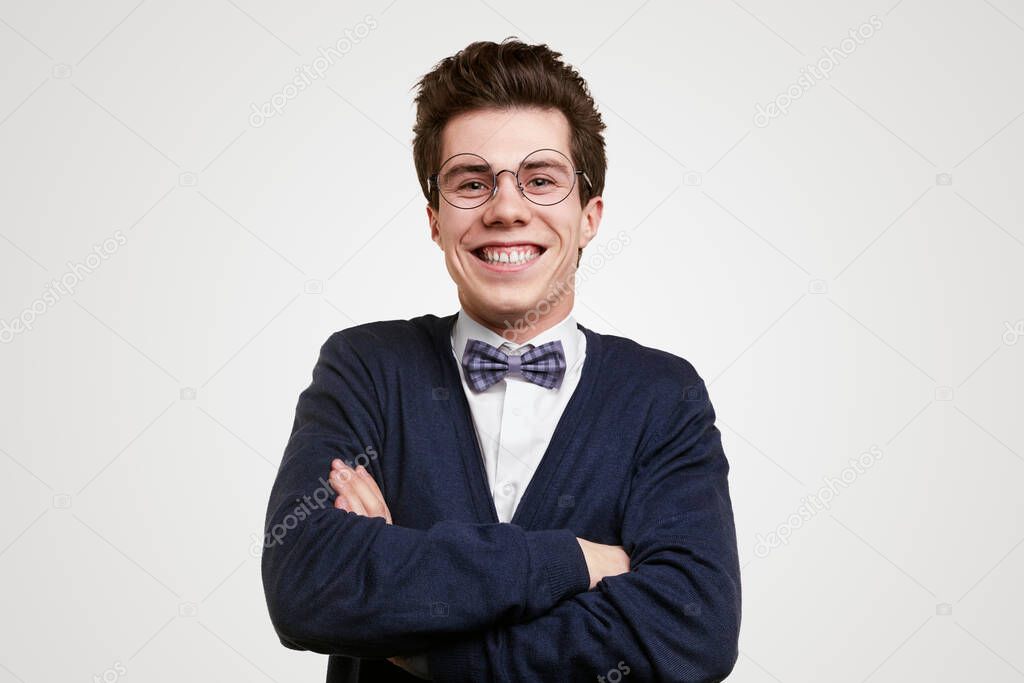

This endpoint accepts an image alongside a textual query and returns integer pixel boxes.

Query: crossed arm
[262,333,741,682]
[326,460,630,678]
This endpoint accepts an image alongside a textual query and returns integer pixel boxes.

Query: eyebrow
[520,159,567,171]
[442,163,492,178]
[443,158,569,176]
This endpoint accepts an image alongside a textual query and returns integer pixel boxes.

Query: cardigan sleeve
[261,330,590,659]
[426,378,742,682]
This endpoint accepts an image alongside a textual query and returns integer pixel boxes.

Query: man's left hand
[328,459,392,523]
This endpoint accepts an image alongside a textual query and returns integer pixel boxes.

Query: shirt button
[499,482,516,497]
[511,406,522,417]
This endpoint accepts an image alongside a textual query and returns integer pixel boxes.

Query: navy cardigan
[261,312,741,682]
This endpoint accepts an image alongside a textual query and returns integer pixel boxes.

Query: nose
[482,169,531,226]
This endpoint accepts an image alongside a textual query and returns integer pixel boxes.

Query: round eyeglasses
[429,148,592,209]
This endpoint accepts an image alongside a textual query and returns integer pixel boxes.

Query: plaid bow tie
[460,338,567,392]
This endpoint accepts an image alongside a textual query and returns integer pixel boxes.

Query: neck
[460,296,573,345]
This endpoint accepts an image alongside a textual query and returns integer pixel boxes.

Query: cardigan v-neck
[447,307,587,524]
[428,312,603,530]
[263,311,741,682]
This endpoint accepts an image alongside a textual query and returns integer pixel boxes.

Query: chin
[477,296,529,318]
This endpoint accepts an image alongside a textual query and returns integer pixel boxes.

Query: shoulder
[587,329,720,463]
[587,328,708,402]
[320,313,447,366]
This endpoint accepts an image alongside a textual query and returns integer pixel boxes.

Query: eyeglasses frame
[428,147,593,210]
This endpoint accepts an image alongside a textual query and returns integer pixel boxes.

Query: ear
[427,203,443,249]
[577,195,603,250]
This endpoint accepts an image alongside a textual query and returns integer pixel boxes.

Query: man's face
[427,107,602,337]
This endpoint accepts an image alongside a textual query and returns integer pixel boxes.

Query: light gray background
[1,1,1022,681]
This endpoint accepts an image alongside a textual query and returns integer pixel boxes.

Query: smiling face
[427,107,603,343]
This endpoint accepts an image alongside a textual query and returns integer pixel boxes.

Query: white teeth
[478,247,541,265]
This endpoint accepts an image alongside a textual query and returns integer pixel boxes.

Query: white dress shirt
[450,306,587,523]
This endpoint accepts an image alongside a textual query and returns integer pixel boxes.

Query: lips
[470,242,546,270]
[473,244,544,265]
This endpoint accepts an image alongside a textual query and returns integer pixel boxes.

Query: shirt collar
[451,305,582,369]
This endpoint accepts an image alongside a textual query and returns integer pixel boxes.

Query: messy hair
[412,37,607,215]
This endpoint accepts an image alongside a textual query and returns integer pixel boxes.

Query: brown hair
[412,37,607,220]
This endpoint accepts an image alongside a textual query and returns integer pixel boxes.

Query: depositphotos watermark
[596,660,631,682]
[500,230,632,341]
[753,15,883,128]
[753,444,884,558]
[1002,319,1023,345]
[1,229,127,344]
[249,15,378,128]
[261,446,379,549]
[91,660,127,683]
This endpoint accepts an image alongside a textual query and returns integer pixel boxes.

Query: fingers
[354,464,392,524]
[329,460,392,523]
[355,464,387,501]
[356,466,393,523]
[330,465,368,516]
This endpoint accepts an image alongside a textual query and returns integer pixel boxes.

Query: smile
[471,244,545,270]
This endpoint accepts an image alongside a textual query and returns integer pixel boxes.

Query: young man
[262,39,741,682]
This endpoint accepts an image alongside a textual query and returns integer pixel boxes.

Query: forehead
[439,107,572,166]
